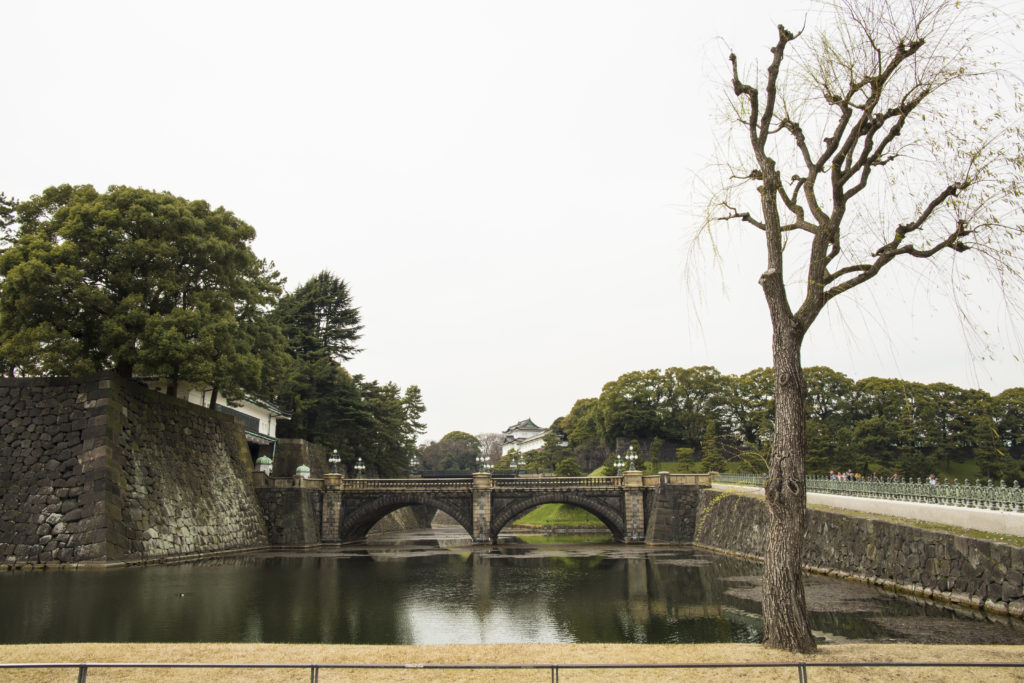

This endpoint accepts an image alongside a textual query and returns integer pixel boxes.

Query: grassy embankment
[513,457,1001,531]
[511,504,602,528]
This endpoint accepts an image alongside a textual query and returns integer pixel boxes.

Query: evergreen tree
[273,271,362,363]
[675,447,695,473]
[555,457,583,477]
[420,431,481,471]
[647,436,663,473]
[0,184,285,399]
[699,419,726,473]
[0,192,15,251]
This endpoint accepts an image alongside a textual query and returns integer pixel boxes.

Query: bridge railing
[341,478,471,491]
[714,473,1024,512]
[660,473,714,486]
[493,476,622,489]
[258,473,714,492]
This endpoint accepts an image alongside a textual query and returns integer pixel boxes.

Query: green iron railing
[714,473,1024,513]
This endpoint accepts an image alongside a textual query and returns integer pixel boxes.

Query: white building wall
[501,433,547,458]
[183,388,279,438]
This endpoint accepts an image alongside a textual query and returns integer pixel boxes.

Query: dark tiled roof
[504,418,542,433]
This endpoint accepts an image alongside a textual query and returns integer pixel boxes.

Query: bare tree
[476,432,505,461]
[702,0,1024,652]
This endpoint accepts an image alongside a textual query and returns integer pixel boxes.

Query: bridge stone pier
[313,471,711,545]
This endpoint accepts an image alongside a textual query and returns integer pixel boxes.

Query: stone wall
[274,439,329,479]
[368,505,434,534]
[112,378,267,559]
[1,374,268,565]
[256,489,322,546]
[645,484,705,543]
[0,376,93,564]
[695,490,1024,618]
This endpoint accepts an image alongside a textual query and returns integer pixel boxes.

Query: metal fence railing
[4,660,1023,682]
[713,473,1024,512]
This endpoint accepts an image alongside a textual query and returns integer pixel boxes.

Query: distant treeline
[552,366,1024,481]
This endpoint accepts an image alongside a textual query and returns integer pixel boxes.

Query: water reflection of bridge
[361,537,736,637]
[267,472,712,544]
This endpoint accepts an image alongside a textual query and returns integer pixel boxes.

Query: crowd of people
[826,470,939,485]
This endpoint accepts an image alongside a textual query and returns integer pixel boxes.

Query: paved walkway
[712,483,1024,537]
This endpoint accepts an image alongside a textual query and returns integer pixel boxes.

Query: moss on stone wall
[1,374,268,565]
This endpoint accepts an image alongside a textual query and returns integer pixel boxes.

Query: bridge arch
[337,493,473,542]
[490,492,626,542]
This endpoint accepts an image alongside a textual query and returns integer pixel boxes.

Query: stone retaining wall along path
[694,489,1024,619]
[0,374,268,566]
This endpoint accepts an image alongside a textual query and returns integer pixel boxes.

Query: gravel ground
[2,643,1023,682]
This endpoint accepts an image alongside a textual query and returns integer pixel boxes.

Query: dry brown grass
[1,643,1023,682]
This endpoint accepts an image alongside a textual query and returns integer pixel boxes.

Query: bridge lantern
[256,455,273,476]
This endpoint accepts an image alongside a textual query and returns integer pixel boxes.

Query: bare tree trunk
[763,311,816,653]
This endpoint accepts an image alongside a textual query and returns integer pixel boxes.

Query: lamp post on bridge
[625,444,638,472]
[354,456,366,479]
[614,453,626,476]
[329,449,341,475]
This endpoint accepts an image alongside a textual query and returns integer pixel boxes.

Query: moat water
[2,529,1023,645]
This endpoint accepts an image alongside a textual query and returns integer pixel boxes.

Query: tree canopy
[552,364,1023,482]
[0,185,427,477]
[0,184,286,400]
[273,270,362,363]
[419,431,482,471]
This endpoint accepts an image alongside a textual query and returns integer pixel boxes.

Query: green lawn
[940,458,983,481]
[511,503,603,528]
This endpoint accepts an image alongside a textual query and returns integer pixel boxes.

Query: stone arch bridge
[314,472,711,544]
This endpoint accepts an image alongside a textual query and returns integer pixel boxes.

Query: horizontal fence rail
[715,473,1024,512]
[5,660,1023,682]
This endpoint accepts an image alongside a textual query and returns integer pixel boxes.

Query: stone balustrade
[254,471,713,492]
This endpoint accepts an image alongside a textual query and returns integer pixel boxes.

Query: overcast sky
[4,1,1023,442]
